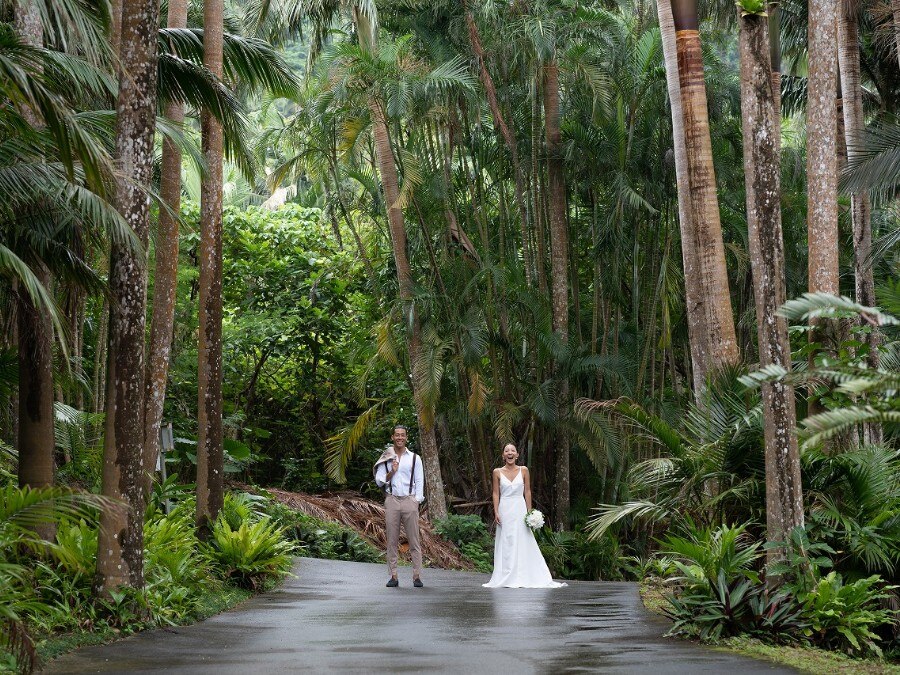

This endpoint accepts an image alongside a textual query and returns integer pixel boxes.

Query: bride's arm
[492,470,501,524]
[523,467,532,512]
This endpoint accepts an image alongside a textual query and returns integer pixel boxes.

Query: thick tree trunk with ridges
[657,0,707,395]
[672,0,740,382]
[96,0,159,594]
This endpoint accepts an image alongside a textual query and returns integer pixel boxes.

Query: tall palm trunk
[143,0,188,495]
[768,4,781,133]
[656,0,707,395]
[807,1,839,297]
[17,267,54,492]
[838,2,881,445]
[671,0,739,384]
[14,1,54,497]
[196,0,225,537]
[806,0,840,421]
[543,59,570,531]
[738,9,804,564]
[95,0,159,593]
[354,8,447,519]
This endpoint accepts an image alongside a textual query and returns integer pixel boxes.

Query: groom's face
[392,427,408,450]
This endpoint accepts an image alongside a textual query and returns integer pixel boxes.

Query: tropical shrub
[665,571,807,642]
[207,516,294,589]
[433,515,492,551]
[798,573,897,657]
[433,515,495,573]
[537,529,626,581]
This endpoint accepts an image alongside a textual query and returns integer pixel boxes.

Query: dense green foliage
[0,485,295,671]
[3,0,900,669]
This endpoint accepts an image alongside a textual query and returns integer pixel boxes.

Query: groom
[374,425,425,588]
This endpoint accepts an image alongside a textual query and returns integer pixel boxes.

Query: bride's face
[502,445,518,463]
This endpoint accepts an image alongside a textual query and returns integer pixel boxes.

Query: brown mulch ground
[243,484,474,571]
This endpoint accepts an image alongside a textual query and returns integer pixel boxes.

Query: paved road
[45,558,794,674]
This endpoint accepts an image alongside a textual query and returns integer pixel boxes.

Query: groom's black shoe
[386,578,399,587]
[413,578,424,588]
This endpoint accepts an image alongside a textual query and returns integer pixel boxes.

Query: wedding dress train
[482,468,566,589]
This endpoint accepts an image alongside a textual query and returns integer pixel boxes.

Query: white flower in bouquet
[524,509,545,530]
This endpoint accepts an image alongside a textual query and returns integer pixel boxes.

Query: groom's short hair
[392,424,408,434]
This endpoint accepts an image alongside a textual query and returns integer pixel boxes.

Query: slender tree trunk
[143,0,188,495]
[838,2,881,445]
[657,0,707,396]
[110,0,122,57]
[95,0,159,594]
[354,9,448,519]
[769,3,781,125]
[14,0,54,498]
[738,10,804,564]
[93,301,108,415]
[17,266,55,492]
[464,5,534,287]
[370,100,447,520]
[671,0,739,384]
[196,0,225,538]
[807,1,840,298]
[806,0,840,420]
[543,60,570,531]
[893,0,900,71]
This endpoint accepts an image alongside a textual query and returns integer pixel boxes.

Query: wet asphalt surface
[44,557,794,674]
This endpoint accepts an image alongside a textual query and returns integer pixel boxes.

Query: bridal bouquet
[524,509,545,530]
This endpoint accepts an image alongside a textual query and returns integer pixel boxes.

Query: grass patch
[719,637,900,675]
[638,577,669,616]
[36,581,256,667]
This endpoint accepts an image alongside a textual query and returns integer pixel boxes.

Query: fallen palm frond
[242,485,474,570]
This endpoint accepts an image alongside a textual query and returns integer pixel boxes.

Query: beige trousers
[385,494,422,578]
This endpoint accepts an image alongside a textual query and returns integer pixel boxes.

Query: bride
[483,444,566,588]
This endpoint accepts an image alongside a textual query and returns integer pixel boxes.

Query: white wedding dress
[482,468,566,588]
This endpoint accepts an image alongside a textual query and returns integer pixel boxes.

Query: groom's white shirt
[375,449,424,502]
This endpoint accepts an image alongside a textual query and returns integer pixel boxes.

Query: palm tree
[543,56,571,530]
[669,0,740,386]
[0,3,124,509]
[354,8,449,519]
[838,1,880,445]
[807,0,840,300]
[463,3,535,288]
[12,0,53,498]
[737,1,804,563]
[95,0,161,593]
[144,0,189,496]
[195,0,227,538]
[656,0,707,396]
